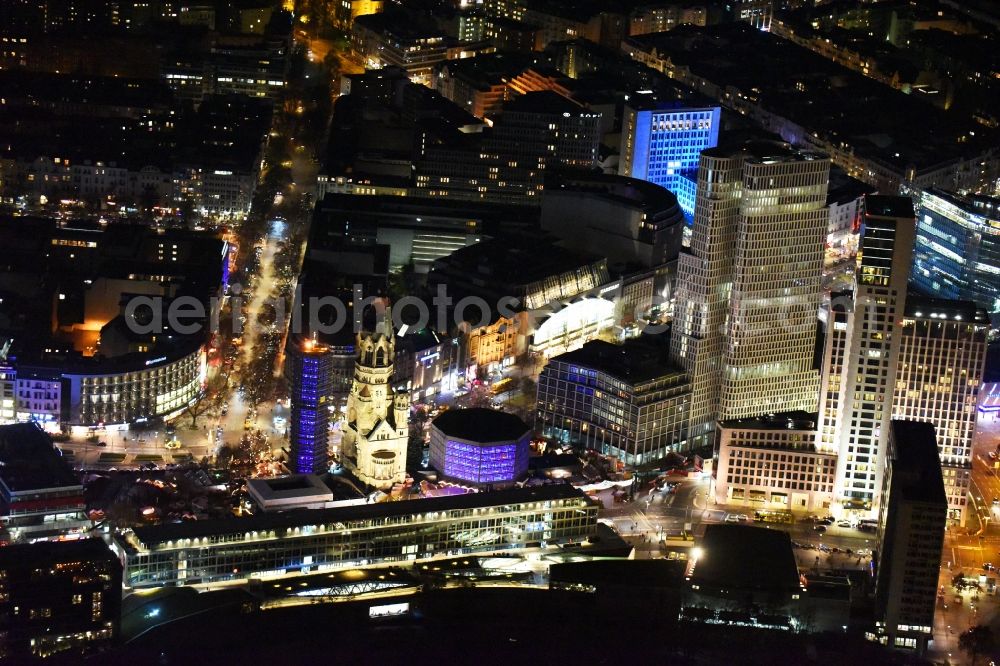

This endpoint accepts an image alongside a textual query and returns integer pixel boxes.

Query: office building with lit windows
[911,188,1000,317]
[208,34,289,101]
[816,293,853,453]
[112,485,598,588]
[352,12,455,86]
[310,194,506,273]
[415,91,600,205]
[62,341,205,427]
[0,220,223,429]
[537,336,691,463]
[715,412,837,513]
[495,91,602,169]
[892,297,988,526]
[287,337,335,475]
[670,141,829,448]
[873,420,946,656]
[715,147,828,423]
[0,539,121,662]
[630,4,709,35]
[429,408,530,487]
[619,103,721,220]
[833,196,916,517]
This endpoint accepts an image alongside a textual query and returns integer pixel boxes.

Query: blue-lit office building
[429,408,530,487]
[619,103,721,220]
[287,336,335,474]
[912,188,1000,317]
[536,337,691,463]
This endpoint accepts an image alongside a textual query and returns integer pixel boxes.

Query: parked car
[813,525,827,533]
[984,563,995,572]
[836,519,852,528]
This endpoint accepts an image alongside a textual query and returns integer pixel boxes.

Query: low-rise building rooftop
[549,337,686,386]
[0,423,79,494]
[432,408,530,443]
[128,484,588,546]
[693,524,800,593]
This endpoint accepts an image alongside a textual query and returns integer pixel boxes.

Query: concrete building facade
[892,298,989,525]
[833,196,916,517]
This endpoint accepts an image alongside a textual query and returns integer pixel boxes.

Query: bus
[858,519,878,532]
[491,378,515,395]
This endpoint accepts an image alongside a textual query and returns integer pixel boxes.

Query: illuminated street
[598,477,877,563]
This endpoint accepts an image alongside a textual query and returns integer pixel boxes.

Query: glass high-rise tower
[911,188,1000,317]
[287,336,334,474]
[619,103,721,220]
[671,141,829,448]
[716,148,830,421]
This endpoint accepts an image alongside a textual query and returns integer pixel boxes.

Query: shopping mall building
[112,485,599,588]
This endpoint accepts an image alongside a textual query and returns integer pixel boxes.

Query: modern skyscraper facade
[671,141,829,448]
[911,188,1000,317]
[287,336,335,475]
[874,420,946,655]
[892,297,989,526]
[833,196,916,516]
[671,147,743,448]
[716,149,829,421]
[619,104,721,220]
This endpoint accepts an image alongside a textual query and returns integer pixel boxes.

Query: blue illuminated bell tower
[287,335,334,474]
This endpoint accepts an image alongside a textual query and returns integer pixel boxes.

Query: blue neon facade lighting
[444,439,518,483]
[289,342,333,474]
[625,106,721,221]
[430,433,530,486]
[911,188,1000,315]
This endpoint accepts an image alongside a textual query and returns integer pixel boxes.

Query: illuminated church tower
[341,311,409,489]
